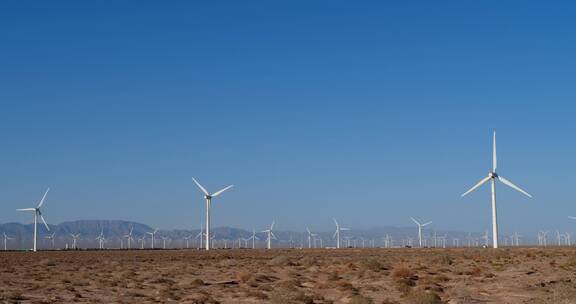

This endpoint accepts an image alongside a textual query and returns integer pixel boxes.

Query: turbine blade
[211,185,233,197]
[422,221,432,226]
[341,228,351,231]
[270,221,275,230]
[498,176,532,198]
[271,232,277,239]
[569,216,576,220]
[192,177,209,196]
[333,218,339,228]
[306,227,311,234]
[40,215,50,231]
[37,188,50,208]
[493,131,497,172]
[16,208,35,211]
[333,230,338,239]
[410,217,420,225]
[461,176,491,197]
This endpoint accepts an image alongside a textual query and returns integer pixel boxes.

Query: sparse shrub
[394,278,416,294]
[269,255,294,267]
[391,266,414,279]
[237,271,253,283]
[348,294,374,304]
[299,256,317,267]
[190,278,205,287]
[359,259,387,272]
[405,290,443,304]
[269,288,312,304]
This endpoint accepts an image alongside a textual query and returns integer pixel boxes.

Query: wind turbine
[410,217,431,248]
[261,221,277,249]
[462,132,532,249]
[184,234,193,249]
[147,228,158,249]
[45,232,56,249]
[70,233,81,250]
[332,218,350,249]
[138,236,146,249]
[192,177,233,251]
[3,232,14,251]
[306,227,317,249]
[96,229,105,249]
[161,236,170,249]
[247,228,259,249]
[124,226,134,249]
[16,188,51,252]
[195,222,204,249]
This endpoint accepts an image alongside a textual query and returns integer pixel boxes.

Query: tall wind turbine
[45,232,56,249]
[262,221,276,249]
[147,228,158,249]
[333,218,350,249]
[410,217,431,248]
[96,229,105,250]
[462,132,532,249]
[192,177,233,251]
[124,226,134,249]
[306,227,317,249]
[247,228,259,249]
[3,232,14,251]
[17,188,51,252]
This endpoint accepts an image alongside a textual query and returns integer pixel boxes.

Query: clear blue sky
[1,1,576,234]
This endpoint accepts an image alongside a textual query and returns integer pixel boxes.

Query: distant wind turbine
[17,188,51,252]
[332,218,350,249]
[192,177,233,251]
[462,132,532,248]
[147,228,158,249]
[261,221,277,249]
[410,217,431,248]
[3,232,14,251]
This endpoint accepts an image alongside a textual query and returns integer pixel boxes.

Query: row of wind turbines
[11,131,559,252]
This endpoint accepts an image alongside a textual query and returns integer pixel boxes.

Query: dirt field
[1,248,575,303]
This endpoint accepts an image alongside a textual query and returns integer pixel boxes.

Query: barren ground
[1,248,576,303]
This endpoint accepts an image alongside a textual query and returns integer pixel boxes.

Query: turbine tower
[17,188,51,252]
[192,177,233,251]
[261,221,276,249]
[332,218,350,249]
[462,132,532,248]
[410,217,431,248]
[147,228,158,249]
[3,232,14,251]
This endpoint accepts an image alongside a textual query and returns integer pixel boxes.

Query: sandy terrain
[1,248,575,303]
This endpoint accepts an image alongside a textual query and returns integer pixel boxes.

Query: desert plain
[1,248,576,303]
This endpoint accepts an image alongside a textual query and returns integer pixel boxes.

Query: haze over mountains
[0,220,527,250]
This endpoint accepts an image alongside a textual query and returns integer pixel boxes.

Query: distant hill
[0,220,525,250]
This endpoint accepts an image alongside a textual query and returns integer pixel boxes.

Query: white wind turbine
[247,228,259,249]
[96,229,105,249]
[184,234,194,249]
[17,188,51,252]
[45,232,56,249]
[462,132,532,249]
[262,221,277,249]
[3,232,14,251]
[124,226,134,249]
[195,222,204,249]
[138,236,146,249]
[192,177,233,251]
[306,227,317,249]
[333,218,350,249]
[410,217,431,248]
[70,233,81,250]
[147,228,158,249]
[161,236,170,249]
